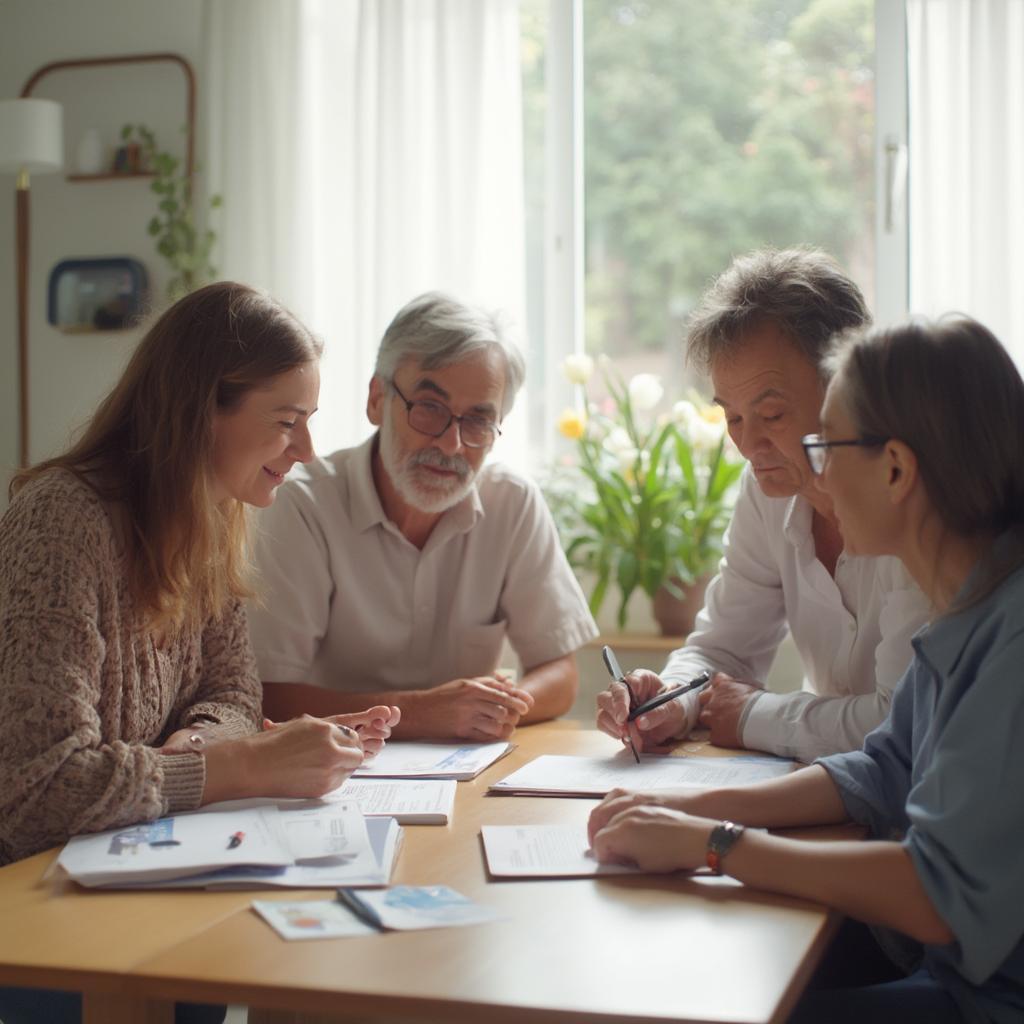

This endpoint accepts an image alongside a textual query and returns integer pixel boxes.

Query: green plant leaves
[121,120,220,299]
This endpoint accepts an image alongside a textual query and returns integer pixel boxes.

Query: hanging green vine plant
[120,123,222,300]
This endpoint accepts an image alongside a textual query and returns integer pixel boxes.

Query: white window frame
[874,1,910,325]
[537,0,912,460]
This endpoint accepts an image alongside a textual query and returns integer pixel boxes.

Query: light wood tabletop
[123,723,842,1024]
[0,723,844,1024]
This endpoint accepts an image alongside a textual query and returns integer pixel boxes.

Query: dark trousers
[787,919,964,1024]
[0,987,226,1024]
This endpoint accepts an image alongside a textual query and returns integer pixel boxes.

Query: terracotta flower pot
[651,574,712,638]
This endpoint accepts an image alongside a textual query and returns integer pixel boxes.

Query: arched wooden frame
[22,52,196,179]
[14,52,196,466]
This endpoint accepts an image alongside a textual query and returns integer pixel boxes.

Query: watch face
[706,821,744,874]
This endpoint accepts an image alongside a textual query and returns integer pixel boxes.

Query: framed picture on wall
[47,257,148,332]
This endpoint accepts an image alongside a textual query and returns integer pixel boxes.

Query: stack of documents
[56,801,402,890]
[353,740,513,780]
[489,752,796,797]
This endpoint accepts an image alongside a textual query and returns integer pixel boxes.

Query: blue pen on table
[601,645,641,764]
[626,671,712,722]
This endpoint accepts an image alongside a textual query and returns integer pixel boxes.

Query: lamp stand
[16,170,30,468]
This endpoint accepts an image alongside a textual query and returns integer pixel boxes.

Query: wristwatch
[706,820,746,874]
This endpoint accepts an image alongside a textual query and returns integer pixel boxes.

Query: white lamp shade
[0,98,64,174]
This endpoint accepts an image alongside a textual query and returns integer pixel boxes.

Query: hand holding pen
[601,646,642,763]
[597,646,710,755]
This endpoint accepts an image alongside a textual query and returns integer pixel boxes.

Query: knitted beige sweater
[0,470,263,865]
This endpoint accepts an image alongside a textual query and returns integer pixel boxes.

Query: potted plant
[545,355,744,635]
[120,123,222,300]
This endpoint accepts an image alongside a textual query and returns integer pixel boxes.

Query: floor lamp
[0,98,63,468]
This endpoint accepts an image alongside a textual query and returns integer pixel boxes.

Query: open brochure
[56,801,402,890]
[489,751,797,797]
[325,778,457,824]
[353,740,514,780]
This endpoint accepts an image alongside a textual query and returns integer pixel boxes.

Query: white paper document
[325,778,456,824]
[489,752,796,797]
[481,824,636,878]
[353,741,513,780]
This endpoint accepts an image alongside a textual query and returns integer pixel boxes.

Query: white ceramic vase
[75,129,104,175]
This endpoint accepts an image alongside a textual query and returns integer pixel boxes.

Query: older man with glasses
[597,248,931,763]
[249,291,597,741]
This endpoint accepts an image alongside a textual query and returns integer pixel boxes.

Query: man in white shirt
[596,249,930,762]
[250,292,598,742]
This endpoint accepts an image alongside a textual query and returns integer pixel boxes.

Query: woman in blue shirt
[587,315,1024,1023]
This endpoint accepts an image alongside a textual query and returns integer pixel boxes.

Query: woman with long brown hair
[0,282,398,1023]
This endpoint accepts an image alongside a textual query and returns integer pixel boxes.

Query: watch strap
[706,820,746,874]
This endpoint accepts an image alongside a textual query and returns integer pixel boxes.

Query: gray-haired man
[250,292,598,741]
[597,249,931,762]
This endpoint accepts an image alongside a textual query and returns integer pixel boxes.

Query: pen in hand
[627,671,712,722]
[601,645,641,764]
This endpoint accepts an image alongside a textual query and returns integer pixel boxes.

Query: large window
[522,0,904,461]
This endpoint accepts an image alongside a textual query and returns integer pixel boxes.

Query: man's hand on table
[596,669,687,754]
[400,674,534,741]
[697,673,764,748]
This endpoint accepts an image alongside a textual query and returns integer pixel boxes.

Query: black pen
[336,888,383,931]
[601,645,640,764]
[627,672,711,722]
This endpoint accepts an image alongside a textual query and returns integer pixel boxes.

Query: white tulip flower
[671,399,699,430]
[615,446,641,474]
[604,426,635,456]
[561,353,595,385]
[628,373,663,411]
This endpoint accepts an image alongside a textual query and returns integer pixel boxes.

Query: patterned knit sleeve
[0,475,203,865]
[174,597,263,740]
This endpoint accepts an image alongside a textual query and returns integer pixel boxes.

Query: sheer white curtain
[908,0,1024,363]
[203,0,527,458]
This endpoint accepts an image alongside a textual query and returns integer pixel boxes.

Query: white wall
[0,0,205,502]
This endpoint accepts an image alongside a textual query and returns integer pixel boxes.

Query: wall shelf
[66,172,157,182]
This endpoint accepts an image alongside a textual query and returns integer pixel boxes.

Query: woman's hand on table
[263,705,402,760]
[201,714,365,803]
[590,801,717,873]
[587,787,698,845]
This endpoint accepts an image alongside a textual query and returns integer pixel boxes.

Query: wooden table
[0,724,842,1024]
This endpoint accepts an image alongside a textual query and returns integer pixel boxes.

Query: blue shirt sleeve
[904,628,1024,985]
[815,661,919,838]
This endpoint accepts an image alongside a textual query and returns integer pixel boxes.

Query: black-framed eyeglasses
[391,381,501,449]
[801,433,887,475]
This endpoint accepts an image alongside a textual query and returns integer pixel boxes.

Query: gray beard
[379,414,477,514]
